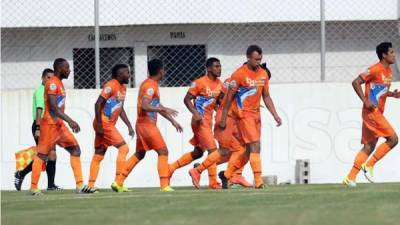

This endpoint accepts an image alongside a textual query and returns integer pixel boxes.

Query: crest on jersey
[146,88,154,96]
[49,83,57,91]
[223,81,230,88]
[230,80,237,87]
[104,86,112,94]
[190,82,196,88]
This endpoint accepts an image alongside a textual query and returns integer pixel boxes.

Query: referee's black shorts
[32,120,38,145]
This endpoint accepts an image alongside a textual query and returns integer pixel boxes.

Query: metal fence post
[94,0,100,88]
[320,0,326,82]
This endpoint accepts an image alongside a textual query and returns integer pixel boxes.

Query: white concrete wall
[1,0,398,28]
[1,82,400,190]
[2,22,399,89]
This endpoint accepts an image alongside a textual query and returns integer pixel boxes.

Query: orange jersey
[188,75,222,126]
[216,78,239,118]
[97,79,126,125]
[229,65,269,117]
[42,76,66,125]
[218,78,231,111]
[137,78,160,123]
[360,62,393,114]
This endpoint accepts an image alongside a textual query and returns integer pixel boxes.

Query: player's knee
[157,149,168,156]
[37,153,48,161]
[191,148,204,159]
[135,151,146,160]
[388,134,398,147]
[248,142,261,153]
[218,148,229,157]
[48,150,57,161]
[362,144,374,155]
[72,150,81,156]
[68,146,81,156]
[94,148,106,156]
[208,148,217,154]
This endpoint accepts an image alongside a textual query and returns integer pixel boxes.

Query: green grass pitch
[2,183,400,225]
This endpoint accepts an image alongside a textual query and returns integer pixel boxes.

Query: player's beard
[250,64,259,70]
[62,73,69,79]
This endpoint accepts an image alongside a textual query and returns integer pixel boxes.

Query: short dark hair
[111,64,129,78]
[148,59,164,76]
[376,42,392,60]
[246,45,262,56]
[53,58,67,71]
[42,68,54,78]
[206,57,220,68]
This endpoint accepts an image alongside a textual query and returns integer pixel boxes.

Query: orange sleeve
[100,82,114,99]
[188,80,199,96]
[142,82,155,99]
[360,66,378,82]
[46,80,60,95]
[229,72,241,92]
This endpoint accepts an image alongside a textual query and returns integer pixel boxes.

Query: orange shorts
[37,123,78,154]
[230,122,245,152]
[238,113,261,144]
[93,123,124,149]
[136,122,167,151]
[190,121,217,150]
[214,111,244,150]
[362,110,395,144]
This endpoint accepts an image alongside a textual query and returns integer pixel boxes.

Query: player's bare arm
[94,96,106,136]
[262,89,282,127]
[141,96,177,116]
[216,92,225,107]
[352,75,375,111]
[218,88,235,129]
[119,102,135,137]
[183,92,202,123]
[48,94,80,133]
[159,103,183,133]
[388,89,400,98]
[34,107,43,139]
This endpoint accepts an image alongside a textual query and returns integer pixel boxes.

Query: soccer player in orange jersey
[217,45,282,189]
[189,61,273,189]
[214,77,252,188]
[169,58,223,189]
[30,58,95,195]
[14,69,62,191]
[216,64,271,188]
[87,64,134,192]
[187,76,244,189]
[113,59,183,192]
[344,42,399,187]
